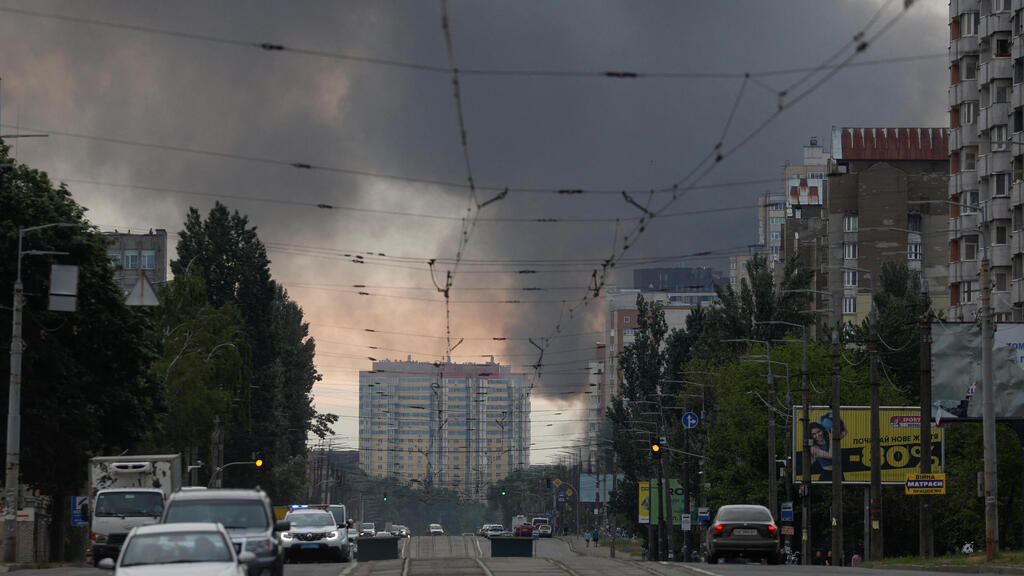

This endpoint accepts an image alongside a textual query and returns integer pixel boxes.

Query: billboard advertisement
[931,323,1024,419]
[638,482,650,524]
[793,406,943,485]
[648,479,685,525]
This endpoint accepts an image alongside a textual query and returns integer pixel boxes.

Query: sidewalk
[561,535,642,561]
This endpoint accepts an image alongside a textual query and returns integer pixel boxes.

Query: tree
[0,145,160,554]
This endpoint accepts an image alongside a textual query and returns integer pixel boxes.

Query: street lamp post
[5,223,77,562]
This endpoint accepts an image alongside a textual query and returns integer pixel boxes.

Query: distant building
[358,360,529,502]
[104,229,168,298]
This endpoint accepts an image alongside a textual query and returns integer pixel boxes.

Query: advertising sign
[932,323,1024,419]
[648,479,685,525]
[71,495,89,527]
[905,473,946,495]
[793,406,943,485]
[638,482,650,524]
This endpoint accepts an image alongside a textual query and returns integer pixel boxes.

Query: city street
[8,536,1022,576]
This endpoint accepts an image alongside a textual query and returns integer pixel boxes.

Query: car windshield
[716,506,773,523]
[120,531,232,566]
[286,511,334,527]
[94,492,163,517]
[164,501,269,531]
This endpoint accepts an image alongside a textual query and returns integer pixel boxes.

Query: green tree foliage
[171,202,335,501]
[146,272,248,466]
[710,253,814,344]
[0,146,160,497]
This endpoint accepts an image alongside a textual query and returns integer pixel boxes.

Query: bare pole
[869,305,882,561]
[919,288,933,559]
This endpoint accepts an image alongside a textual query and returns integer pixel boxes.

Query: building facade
[948,0,1018,321]
[104,229,168,296]
[358,360,529,501]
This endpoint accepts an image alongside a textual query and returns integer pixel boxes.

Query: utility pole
[869,306,882,561]
[768,368,778,522]
[682,428,690,562]
[831,327,843,565]
[981,248,998,559]
[801,328,811,566]
[919,288,934,559]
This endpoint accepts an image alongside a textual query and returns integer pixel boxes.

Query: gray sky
[0,0,947,462]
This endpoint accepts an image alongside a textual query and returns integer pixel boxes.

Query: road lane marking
[338,559,358,576]
[475,557,495,576]
[401,556,410,576]
[474,536,482,556]
[544,557,581,576]
[634,559,721,576]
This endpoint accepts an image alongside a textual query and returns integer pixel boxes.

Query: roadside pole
[869,306,883,561]
[919,289,934,559]
[831,327,843,565]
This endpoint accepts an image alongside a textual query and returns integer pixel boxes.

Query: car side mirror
[275,520,291,532]
[97,558,115,570]
[238,551,257,564]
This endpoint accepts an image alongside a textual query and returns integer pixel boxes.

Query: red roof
[832,127,948,161]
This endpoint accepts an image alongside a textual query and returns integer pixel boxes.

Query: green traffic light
[501,490,506,496]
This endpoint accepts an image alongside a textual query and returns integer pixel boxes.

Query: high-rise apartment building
[358,360,529,501]
[104,229,168,299]
[948,1,1016,321]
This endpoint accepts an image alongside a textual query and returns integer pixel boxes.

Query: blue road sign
[558,491,566,502]
[781,501,794,522]
[697,507,710,523]
[682,412,699,429]
[71,495,89,527]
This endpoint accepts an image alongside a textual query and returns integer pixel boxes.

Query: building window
[994,0,1010,12]
[107,250,121,269]
[1017,58,1024,84]
[963,190,980,211]
[961,101,978,125]
[907,213,922,232]
[995,85,1010,104]
[962,12,980,35]
[1014,254,1023,279]
[908,243,922,260]
[966,149,978,170]
[843,213,858,232]
[997,272,1009,292]
[996,38,1012,58]
[963,56,978,80]
[993,125,1009,151]
[994,173,1010,196]
[124,250,139,270]
[843,297,857,315]
[951,238,960,262]
[623,316,630,324]
[844,243,858,260]
[844,270,858,287]
[964,235,979,261]
[141,250,156,270]
[997,225,1008,244]
[963,280,978,303]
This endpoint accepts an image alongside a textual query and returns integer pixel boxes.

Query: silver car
[705,504,780,564]
[281,509,350,562]
[97,522,253,574]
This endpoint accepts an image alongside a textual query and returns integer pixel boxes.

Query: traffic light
[650,439,662,459]
[501,489,507,496]
[383,492,388,502]
[255,459,263,468]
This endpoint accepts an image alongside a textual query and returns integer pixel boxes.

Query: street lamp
[5,222,79,562]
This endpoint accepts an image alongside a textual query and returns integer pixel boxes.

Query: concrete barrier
[356,536,400,560]
[489,536,534,557]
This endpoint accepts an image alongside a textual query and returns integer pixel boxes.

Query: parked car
[97,522,253,575]
[484,524,505,538]
[161,488,288,576]
[704,504,780,564]
[280,508,350,562]
[428,523,444,536]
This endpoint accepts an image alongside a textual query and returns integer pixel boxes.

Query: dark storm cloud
[0,0,946,451]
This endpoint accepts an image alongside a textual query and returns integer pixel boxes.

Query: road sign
[780,525,795,536]
[682,412,699,429]
[697,507,710,523]
[71,495,88,527]
[681,514,691,531]
[905,473,946,495]
[554,479,563,488]
[558,491,566,502]
[567,488,574,496]
[780,501,794,522]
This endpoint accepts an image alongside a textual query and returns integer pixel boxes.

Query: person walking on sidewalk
[584,531,591,548]
[592,529,600,547]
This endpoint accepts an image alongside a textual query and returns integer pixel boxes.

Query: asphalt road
[7,536,1022,575]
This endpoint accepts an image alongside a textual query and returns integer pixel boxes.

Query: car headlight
[245,538,274,554]
[327,531,338,539]
[280,533,293,540]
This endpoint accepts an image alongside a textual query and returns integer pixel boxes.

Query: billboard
[648,479,685,525]
[638,482,650,524]
[793,406,942,484]
[931,323,1024,419]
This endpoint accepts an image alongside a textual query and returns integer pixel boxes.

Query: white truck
[86,454,182,566]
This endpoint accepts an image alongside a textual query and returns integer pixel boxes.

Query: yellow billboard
[792,406,943,485]
[638,481,650,524]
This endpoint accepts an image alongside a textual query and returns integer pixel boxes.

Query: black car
[704,504,780,564]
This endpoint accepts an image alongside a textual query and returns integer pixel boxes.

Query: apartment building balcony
[980,12,1012,37]
[951,259,982,281]
[951,210,982,235]
[950,169,980,197]
[979,102,1009,129]
[989,195,1011,219]
[1013,278,1024,306]
[978,58,1012,85]
[952,0,979,15]
[950,79,979,107]
[950,126,979,151]
[1013,230,1024,254]
[991,244,1011,267]
[978,152,1011,174]
[1013,180,1024,204]
[952,35,980,61]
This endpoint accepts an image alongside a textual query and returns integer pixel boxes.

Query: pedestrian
[812,550,824,565]
[584,531,591,548]
[826,550,832,566]
[851,552,862,567]
[592,529,600,546]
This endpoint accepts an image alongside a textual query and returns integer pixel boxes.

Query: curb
[883,565,1024,575]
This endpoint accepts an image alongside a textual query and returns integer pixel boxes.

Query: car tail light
[713,524,723,536]
[768,524,777,535]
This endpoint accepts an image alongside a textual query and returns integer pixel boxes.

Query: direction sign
[780,501,794,522]
[905,473,946,495]
[697,507,710,523]
[682,412,699,429]
[71,495,88,527]
[558,491,566,502]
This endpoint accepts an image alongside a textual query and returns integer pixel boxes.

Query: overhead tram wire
[523,0,921,385]
[0,5,944,81]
